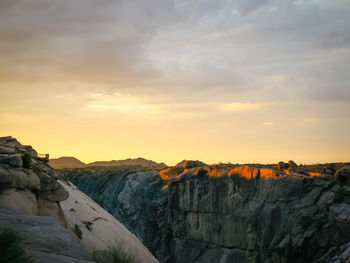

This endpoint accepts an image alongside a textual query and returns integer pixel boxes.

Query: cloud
[0,0,350,103]
[223,102,262,111]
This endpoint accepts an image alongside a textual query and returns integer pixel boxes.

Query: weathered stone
[0,189,39,215]
[0,208,92,262]
[0,145,16,154]
[0,167,11,186]
[9,154,23,167]
[335,166,350,184]
[26,170,41,190]
[317,190,335,206]
[38,197,65,224]
[40,184,69,202]
[0,154,9,164]
[183,160,206,169]
[9,168,28,188]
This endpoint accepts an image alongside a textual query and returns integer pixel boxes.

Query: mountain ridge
[50,156,167,170]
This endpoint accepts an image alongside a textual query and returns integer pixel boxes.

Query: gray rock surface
[0,208,93,263]
[59,166,171,262]
[61,164,350,263]
[0,136,69,225]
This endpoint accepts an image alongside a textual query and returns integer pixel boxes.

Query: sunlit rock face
[61,163,350,263]
[169,166,350,263]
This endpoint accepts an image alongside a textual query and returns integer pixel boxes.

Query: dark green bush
[93,243,136,263]
[0,228,35,263]
[73,224,82,240]
[82,221,93,231]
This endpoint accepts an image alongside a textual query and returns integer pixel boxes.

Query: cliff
[0,136,69,224]
[0,137,159,263]
[61,162,350,263]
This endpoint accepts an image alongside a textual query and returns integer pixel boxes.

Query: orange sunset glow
[1,0,349,165]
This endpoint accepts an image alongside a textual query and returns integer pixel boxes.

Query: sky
[0,0,349,165]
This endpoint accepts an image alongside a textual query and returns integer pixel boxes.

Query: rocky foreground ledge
[0,137,159,263]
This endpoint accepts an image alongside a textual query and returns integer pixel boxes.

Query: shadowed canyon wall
[60,163,350,263]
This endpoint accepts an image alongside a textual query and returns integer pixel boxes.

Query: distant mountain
[86,157,167,169]
[50,156,167,169]
[49,157,86,169]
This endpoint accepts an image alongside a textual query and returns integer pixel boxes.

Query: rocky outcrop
[59,166,171,262]
[62,163,350,263]
[59,180,159,263]
[0,136,68,225]
[168,166,350,263]
[0,208,93,263]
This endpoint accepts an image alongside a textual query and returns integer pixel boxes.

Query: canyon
[1,136,350,262]
[59,161,350,263]
[0,137,158,263]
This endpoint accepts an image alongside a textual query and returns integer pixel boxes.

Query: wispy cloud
[222,103,262,111]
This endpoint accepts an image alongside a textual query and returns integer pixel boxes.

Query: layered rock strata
[0,136,68,225]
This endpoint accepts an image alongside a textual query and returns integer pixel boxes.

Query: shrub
[73,224,82,240]
[93,243,136,263]
[82,221,93,231]
[0,228,35,263]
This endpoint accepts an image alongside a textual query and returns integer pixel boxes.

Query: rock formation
[0,137,160,263]
[61,161,350,263]
[0,136,68,225]
[59,180,159,263]
[0,208,93,263]
[59,166,171,262]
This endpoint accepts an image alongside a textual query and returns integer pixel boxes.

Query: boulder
[40,184,69,202]
[183,160,206,169]
[335,166,350,184]
[9,169,28,189]
[0,189,39,215]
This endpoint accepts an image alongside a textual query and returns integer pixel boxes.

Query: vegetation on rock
[93,243,136,263]
[0,228,35,263]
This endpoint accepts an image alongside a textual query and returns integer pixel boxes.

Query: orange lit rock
[205,168,227,178]
[228,166,259,180]
[309,172,323,177]
[159,167,184,181]
[260,168,279,179]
